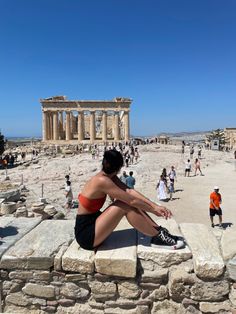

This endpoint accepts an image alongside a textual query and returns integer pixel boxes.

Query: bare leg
[210,216,214,225]
[94,200,158,247]
[219,215,222,225]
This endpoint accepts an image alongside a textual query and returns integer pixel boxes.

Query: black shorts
[74,211,102,250]
[209,208,222,216]
[185,169,190,172]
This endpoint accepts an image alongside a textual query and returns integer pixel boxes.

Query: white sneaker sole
[151,240,185,250]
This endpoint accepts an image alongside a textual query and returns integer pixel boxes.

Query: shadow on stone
[97,228,136,251]
[0,226,18,238]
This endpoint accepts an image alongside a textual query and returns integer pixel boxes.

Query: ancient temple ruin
[40,96,132,143]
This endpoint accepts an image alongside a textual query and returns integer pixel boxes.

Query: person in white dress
[156,175,168,201]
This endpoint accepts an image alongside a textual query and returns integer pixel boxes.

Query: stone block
[151,299,185,314]
[58,298,76,307]
[221,227,236,260]
[227,256,236,281]
[57,303,91,313]
[60,282,89,300]
[9,270,33,280]
[138,233,191,268]
[62,240,95,273]
[4,305,41,313]
[22,282,55,298]
[104,308,137,314]
[0,217,41,259]
[95,218,137,278]
[199,301,232,313]
[148,285,168,301]
[229,285,236,307]
[54,244,68,271]
[190,280,229,301]
[5,292,29,306]
[0,188,21,202]
[169,267,196,301]
[141,267,168,283]
[33,270,51,282]
[89,280,117,300]
[0,220,74,269]
[117,280,141,299]
[180,223,225,278]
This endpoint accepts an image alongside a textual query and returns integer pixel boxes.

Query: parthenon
[40,96,132,143]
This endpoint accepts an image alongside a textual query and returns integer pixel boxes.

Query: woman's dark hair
[102,150,124,174]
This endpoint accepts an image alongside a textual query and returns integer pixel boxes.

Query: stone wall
[0,218,236,313]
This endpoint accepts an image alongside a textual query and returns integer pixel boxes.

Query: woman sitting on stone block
[75,150,184,251]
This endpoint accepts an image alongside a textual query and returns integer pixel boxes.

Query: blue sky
[0,0,236,137]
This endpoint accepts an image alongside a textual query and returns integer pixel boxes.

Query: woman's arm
[98,176,172,219]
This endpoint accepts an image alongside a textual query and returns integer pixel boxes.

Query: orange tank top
[78,194,106,213]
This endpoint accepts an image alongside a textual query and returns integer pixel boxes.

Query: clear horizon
[0,0,236,137]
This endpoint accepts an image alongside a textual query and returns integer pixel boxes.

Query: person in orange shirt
[209,186,223,228]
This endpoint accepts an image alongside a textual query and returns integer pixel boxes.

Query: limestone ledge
[0,218,236,313]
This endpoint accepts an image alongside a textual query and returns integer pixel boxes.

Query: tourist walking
[156,175,168,201]
[190,146,194,159]
[168,180,174,201]
[185,159,191,177]
[65,180,73,210]
[161,168,168,187]
[198,147,202,158]
[126,171,136,189]
[168,166,177,191]
[119,171,128,184]
[75,150,184,251]
[134,147,139,163]
[209,186,223,228]
[194,158,203,176]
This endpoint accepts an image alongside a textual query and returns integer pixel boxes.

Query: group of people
[185,158,203,176]
[156,166,177,201]
[119,171,136,189]
[0,153,16,169]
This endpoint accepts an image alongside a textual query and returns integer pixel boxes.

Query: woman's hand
[154,205,172,219]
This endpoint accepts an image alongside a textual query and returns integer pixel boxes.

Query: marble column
[49,112,53,140]
[90,111,95,143]
[124,111,130,142]
[42,111,48,141]
[66,112,71,141]
[102,111,107,142]
[77,111,84,142]
[114,111,120,141]
[59,112,64,139]
[53,112,59,141]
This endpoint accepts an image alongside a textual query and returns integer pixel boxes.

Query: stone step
[0,220,74,270]
[62,240,95,274]
[138,217,192,268]
[0,217,41,258]
[95,218,137,278]
[180,223,225,279]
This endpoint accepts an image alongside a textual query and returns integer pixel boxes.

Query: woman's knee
[110,200,134,213]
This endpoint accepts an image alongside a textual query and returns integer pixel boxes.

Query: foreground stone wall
[0,218,236,313]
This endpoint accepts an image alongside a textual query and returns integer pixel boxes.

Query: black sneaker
[151,230,184,250]
[211,223,215,228]
[156,226,180,242]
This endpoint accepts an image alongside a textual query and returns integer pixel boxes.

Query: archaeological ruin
[40,96,132,144]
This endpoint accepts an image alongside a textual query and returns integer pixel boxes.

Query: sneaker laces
[156,226,179,241]
[158,230,176,245]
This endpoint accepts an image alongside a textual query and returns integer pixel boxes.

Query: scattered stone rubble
[0,217,235,313]
[0,183,65,221]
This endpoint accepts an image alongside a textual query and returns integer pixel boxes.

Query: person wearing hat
[209,186,223,228]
